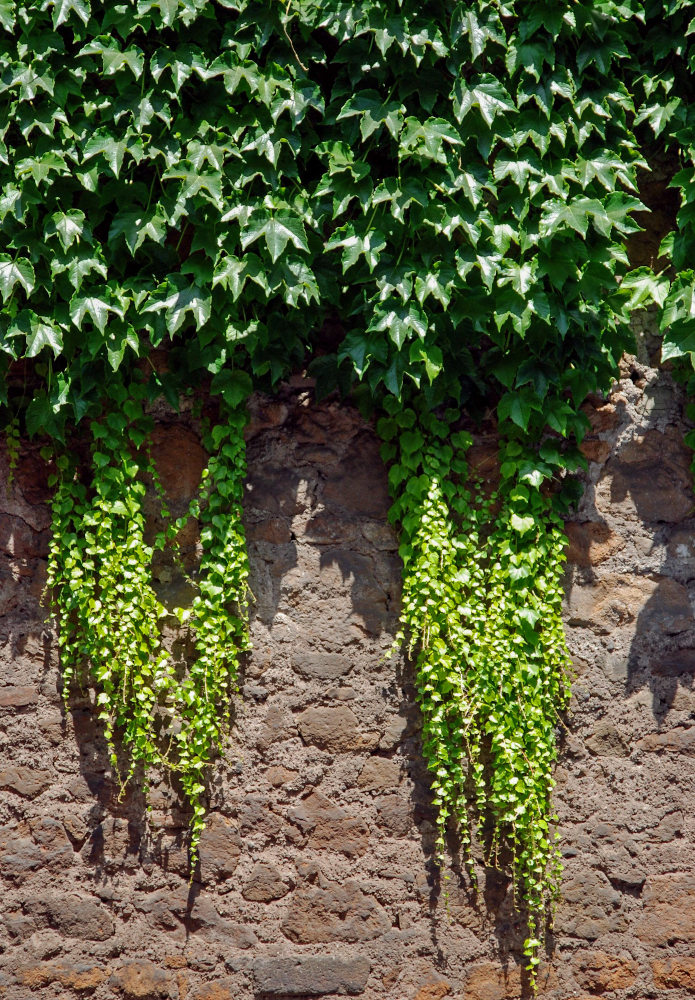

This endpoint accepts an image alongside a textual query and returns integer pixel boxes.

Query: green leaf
[51,0,90,28]
[241,212,309,263]
[453,75,515,127]
[25,318,64,358]
[143,280,211,335]
[0,255,35,301]
[45,210,92,252]
[70,294,118,334]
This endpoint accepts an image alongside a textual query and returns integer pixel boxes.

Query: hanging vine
[45,377,250,852]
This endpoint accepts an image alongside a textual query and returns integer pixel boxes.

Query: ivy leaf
[0,255,35,301]
[51,0,91,28]
[620,267,669,310]
[70,294,121,334]
[0,0,15,31]
[241,211,309,263]
[453,75,515,127]
[45,210,92,251]
[83,132,128,177]
[25,318,64,358]
[143,279,211,334]
[326,224,387,273]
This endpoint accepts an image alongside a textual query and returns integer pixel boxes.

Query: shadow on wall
[566,376,695,724]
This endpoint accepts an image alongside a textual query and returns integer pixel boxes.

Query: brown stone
[198,813,242,882]
[556,870,625,939]
[652,957,695,992]
[0,685,38,707]
[17,961,107,991]
[289,791,369,857]
[253,955,371,996]
[111,960,170,998]
[637,727,695,753]
[150,425,207,505]
[653,648,695,676]
[376,794,413,837]
[357,757,401,791]
[567,574,658,633]
[582,399,618,433]
[0,764,52,797]
[572,951,638,993]
[281,881,390,943]
[322,446,389,517]
[292,651,352,680]
[246,517,292,544]
[564,522,623,567]
[24,894,114,940]
[585,720,629,757]
[414,984,451,1000]
[242,863,290,902]
[190,980,238,1000]
[464,962,522,1000]
[597,428,693,523]
[636,875,695,944]
[580,438,612,464]
[297,706,379,752]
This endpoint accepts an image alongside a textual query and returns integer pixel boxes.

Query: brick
[253,955,371,996]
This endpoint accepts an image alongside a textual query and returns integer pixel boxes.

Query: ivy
[45,378,250,852]
[4,0,695,977]
[381,400,570,977]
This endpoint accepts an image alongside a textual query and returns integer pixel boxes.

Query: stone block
[198,813,242,882]
[242,863,290,902]
[572,950,638,993]
[636,875,695,944]
[16,961,107,991]
[297,706,379,752]
[652,957,695,992]
[111,960,170,998]
[0,685,38,707]
[288,791,369,857]
[564,522,623,567]
[0,764,52,797]
[292,651,352,680]
[375,794,413,837]
[463,962,522,1000]
[357,756,401,791]
[281,881,390,943]
[24,894,114,940]
[253,955,371,996]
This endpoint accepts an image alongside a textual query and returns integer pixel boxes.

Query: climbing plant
[2,0,695,975]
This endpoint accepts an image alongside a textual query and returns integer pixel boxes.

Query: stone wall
[1,351,695,1000]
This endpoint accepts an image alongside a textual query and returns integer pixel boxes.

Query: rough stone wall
[1,353,695,1000]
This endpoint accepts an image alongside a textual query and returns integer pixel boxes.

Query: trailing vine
[45,378,250,851]
[380,399,571,974]
[3,0,695,976]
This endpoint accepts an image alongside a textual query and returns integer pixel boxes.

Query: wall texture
[1,343,695,1000]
